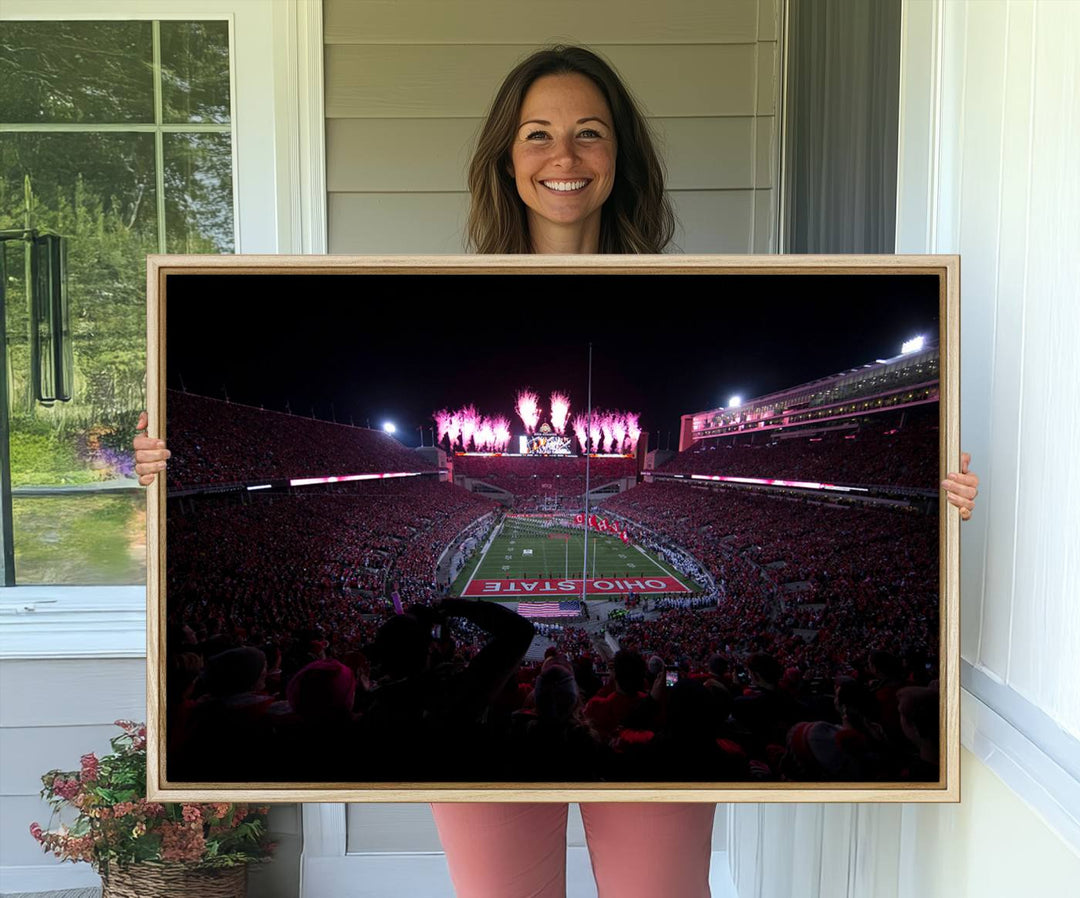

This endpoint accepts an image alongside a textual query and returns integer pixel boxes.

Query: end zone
[461,575,690,598]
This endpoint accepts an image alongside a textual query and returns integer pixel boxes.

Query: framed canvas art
[145,254,960,803]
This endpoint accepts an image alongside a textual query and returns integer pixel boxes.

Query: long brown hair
[467,46,675,254]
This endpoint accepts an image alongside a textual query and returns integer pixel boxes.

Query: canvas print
[149,257,958,801]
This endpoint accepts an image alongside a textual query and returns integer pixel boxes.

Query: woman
[136,45,979,898]
[465,45,673,255]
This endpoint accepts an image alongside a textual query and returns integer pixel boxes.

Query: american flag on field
[516,601,581,618]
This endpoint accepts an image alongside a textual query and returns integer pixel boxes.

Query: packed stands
[168,478,496,631]
[662,406,938,489]
[166,390,435,489]
[166,393,942,785]
[454,454,636,506]
[601,482,938,674]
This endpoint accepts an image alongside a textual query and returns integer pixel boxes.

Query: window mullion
[152,19,167,254]
[0,124,231,134]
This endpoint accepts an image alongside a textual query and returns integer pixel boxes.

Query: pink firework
[588,414,602,454]
[549,392,571,435]
[600,413,617,453]
[477,417,496,451]
[493,416,512,452]
[515,389,541,434]
[572,414,589,453]
[626,412,641,452]
[434,409,452,445]
[460,405,479,450]
[447,413,462,448]
[612,414,628,453]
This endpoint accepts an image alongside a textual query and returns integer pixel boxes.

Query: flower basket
[30,721,273,890]
[101,862,247,898]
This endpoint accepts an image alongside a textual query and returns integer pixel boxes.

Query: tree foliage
[1,20,232,485]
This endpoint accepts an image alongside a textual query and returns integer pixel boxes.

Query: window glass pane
[164,133,235,252]
[160,20,232,124]
[1,18,234,586]
[1,132,156,584]
[0,133,158,237]
[13,495,145,585]
[0,22,154,124]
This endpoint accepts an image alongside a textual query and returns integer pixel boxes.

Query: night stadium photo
[148,256,959,800]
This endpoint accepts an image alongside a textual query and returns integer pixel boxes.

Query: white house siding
[728,749,1080,898]
[894,0,1080,780]
[923,0,1080,740]
[0,657,146,893]
[324,0,781,254]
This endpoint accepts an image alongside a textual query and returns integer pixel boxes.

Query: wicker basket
[100,863,247,898]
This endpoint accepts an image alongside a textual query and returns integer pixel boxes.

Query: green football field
[450,514,700,598]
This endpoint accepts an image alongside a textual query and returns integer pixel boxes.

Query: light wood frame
[146,253,960,803]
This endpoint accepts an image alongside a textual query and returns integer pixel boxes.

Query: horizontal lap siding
[327,117,766,192]
[328,190,762,254]
[329,192,468,253]
[0,724,130,796]
[0,659,145,729]
[324,0,780,254]
[324,1,761,46]
[0,658,145,868]
[670,190,757,253]
[325,45,761,119]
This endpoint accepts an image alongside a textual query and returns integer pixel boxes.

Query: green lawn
[12,493,146,584]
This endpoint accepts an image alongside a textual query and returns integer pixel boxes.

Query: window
[0,19,234,584]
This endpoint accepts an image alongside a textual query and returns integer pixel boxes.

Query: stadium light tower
[901,335,925,354]
[727,395,742,409]
[383,422,397,435]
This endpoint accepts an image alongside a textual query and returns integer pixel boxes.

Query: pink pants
[431,802,715,898]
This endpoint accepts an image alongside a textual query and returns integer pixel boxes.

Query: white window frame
[0,0,326,659]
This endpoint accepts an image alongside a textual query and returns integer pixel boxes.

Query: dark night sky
[166,273,940,449]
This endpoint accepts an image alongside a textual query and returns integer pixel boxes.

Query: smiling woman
[466,45,674,254]
[509,73,617,253]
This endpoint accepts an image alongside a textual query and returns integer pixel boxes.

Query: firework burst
[492,416,512,452]
[600,413,616,453]
[612,414,628,453]
[447,413,462,449]
[588,414,602,455]
[434,410,452,445]
[460,405,479,450]
[476,417,496,451]
[572,414,589,454]
[626,412,641,452]
[549,392,571,435]
[515,389,541,434]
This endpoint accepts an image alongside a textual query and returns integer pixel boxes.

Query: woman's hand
[133,411,170,486]
[941,451,979,521]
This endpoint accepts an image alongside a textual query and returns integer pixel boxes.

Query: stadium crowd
[454,455,635,505]
[166,390,434,488]
[660,406,939,489]
[168,613,939,783]
[164,398,942,785]
[168,478,497,647]
[600,482,938,678]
